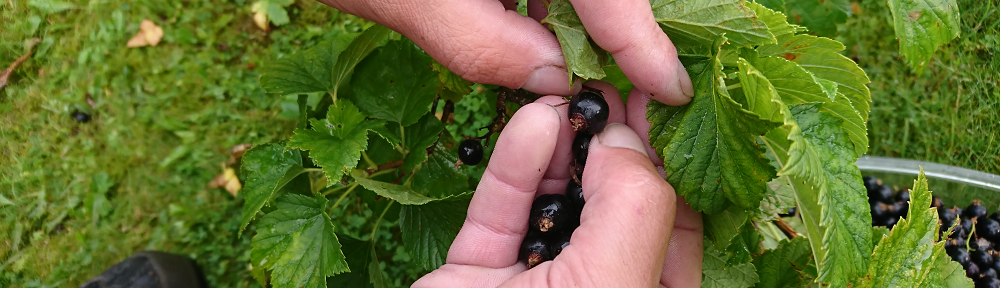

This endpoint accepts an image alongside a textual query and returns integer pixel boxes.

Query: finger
[564,124,677,286]
[316,0,581,95]
[447,103,562,268]
[412,264,524,288]
[625,89,664,166]
[659,195,703,288]
[568,0,694,105]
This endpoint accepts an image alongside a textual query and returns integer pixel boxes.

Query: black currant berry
[868,185,894,203]
[975,277,1000,288]
[550,232,572,258]
[458,139,484,165]
[519,233,552,268]
[71,110,91,123]
[862,176,880,193]
[979,218,1000,241]
[565,181,585,211]
[968,262,983,279]
[871,203,889,219]
[973,238,994,251]
[962,218,975,233]
[990,213,1000,223]
[983,268,999,280]
[939,206,958,224]
[529,194,574,233]
[568,91,609,135]
[967,200,989,219]
[572,133,592,167]
[950,246,971,265]
[992,258,1000,274]
[895,188,911,202]
[974,250,995,267]
[779,207,797,217]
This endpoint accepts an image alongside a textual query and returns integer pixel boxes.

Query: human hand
[413,82,703,287]
[315,0,693,105]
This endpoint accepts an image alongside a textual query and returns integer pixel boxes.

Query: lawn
[0,0,997,287]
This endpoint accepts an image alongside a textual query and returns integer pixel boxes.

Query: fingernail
[521,66,581,96]
[676,63,694,98]
[594,123,649,157]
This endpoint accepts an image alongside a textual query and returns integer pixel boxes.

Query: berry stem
[369,201,394,241]
[774,217,799,239]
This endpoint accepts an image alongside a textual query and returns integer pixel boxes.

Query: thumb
[565,124,678,287]
[317,0,581,95]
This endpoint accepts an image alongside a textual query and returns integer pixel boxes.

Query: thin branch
[774,217,799,239]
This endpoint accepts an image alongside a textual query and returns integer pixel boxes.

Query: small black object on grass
[72,110,91,123]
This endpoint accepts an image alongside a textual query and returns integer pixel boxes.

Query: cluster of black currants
[519,90,609,269]
[937,198,1000,288]
[865,176,911,229]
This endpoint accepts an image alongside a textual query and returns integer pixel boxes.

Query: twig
[0,38,40,90]
[366,159,404,174]
[774,217,799,239]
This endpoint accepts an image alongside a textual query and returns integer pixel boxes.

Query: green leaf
[602,65,635,99]
[754,172,798,222]
[887,0,961,74]
[400,192,472,270]
[746,54,868,157]
[348,39,438,126]
[28,0,75,14]
[413,145,471,199]
[332,25,393,100]
[784,0,852,36]
[761,104,871,287]
[650,0,775,49]
[865,170,972,288]
[647,37,780,213]
[240,143,306,232]
[287,101,385,185]
[926,242,975,288]
[542,0,607,83]
[251,194,348,288]
[752,237,814,288]
[704,207,756,266]
[517,0,529,16]
[259,33,358,96]
[703,238,759,288]
[327,235,388,288]
[403,114,445,171]
[86,172,114,226]
[432,61,472,97]
[353,171,436,205]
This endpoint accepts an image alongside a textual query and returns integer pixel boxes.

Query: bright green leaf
[28,0,75,13]
[332,25,393,100]
[753,237,814,288]
[287,101,385,185]
[259,33,357,96]
[432,61,472,97]
[761,104,871,287]
[647,37,780,213]
[240,143,306,232]
[251,194,348,288]
[348,40,438,126]
[400,192,472,270]
[542,0,607,83]
[602,65,634,99]
[413,145,471,199]
[327,235,388,288]
[703,238,759,288]
[651,0,775,49]
[517,0,529,16]
[353,171,436,205]
[888,0,961,74]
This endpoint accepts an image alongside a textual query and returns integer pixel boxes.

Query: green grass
[839,0,1000,175]
[1,0,997,287]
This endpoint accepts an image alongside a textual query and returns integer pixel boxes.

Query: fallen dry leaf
[251,1,269,31]
[209,167,242,197]
[126,20,164,48]
[0,38,40,91]
[226,143,253,166]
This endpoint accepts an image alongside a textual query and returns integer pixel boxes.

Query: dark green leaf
[331,25,393,99]
[752,237,814,288]
[887,0,961,74]
[542,0,607,82]
[327,235,388,288]
[400,192,472,270]
[251,194,348,288]
[413,145,470,199]
[353,171,436,205]
[287,100,385,185]
[784,0,852,36]
[703,238,759,288]
[260,33,357,96]
[403,114,445,171]
[432,61,472,97]
[602,65,634,100]
[647,37,780,213]
[240,143,305,232]
[348,40,438,126]
[651,0,775,49]
[704,207,757,266]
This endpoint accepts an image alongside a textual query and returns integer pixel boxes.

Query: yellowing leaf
[251,0,294,31]
[126,20,164,48]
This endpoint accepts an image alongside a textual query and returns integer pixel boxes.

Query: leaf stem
[321,184,349,197]
[302,168,324,173]
[369,201,394,241]
[368,169,396,179]
[398,124,407,155]
[726,83,742,90]
[361,151,378,170]
[328,182,359,214]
